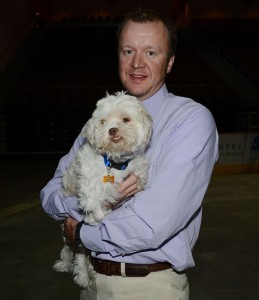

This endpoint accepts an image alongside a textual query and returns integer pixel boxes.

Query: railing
[235,112,259,133]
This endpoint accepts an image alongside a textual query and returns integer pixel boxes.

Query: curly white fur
[54,91,152,288]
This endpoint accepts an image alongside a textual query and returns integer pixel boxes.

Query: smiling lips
[111,136,122,143]
[109,127,123,143]
[130,73,147,81]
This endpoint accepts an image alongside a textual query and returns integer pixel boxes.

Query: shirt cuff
[57,190,82,221]
[80,223,106,253]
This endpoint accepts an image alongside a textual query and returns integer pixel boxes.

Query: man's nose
[131,53,145,68]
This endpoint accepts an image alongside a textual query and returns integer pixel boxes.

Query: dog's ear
[81,118,95,146]
[141,108,153,149]
[96,97,107,108]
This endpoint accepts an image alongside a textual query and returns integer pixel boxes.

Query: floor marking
[0,202,40,218]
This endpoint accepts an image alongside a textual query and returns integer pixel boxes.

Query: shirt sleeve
[80,105,219,256]
[40,133,85,221]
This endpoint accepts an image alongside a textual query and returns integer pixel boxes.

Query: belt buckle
[120,262,126,277]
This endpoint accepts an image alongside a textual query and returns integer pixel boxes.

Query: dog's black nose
[109,127,118,136]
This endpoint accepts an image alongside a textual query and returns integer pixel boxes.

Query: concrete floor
[0,159,259,300]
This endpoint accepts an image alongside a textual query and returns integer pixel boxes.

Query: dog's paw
[82,213,98,225]
[54,244,74,273]
[53,260,72,273]
[93,209,107,223]
[74,273,90,288]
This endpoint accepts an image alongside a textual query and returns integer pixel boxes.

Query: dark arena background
[1,0,259,171]
[0,1,259,299]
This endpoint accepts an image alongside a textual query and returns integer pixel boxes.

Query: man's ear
[166,55,175,74]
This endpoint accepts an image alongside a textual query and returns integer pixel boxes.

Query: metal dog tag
[103,175,115,183]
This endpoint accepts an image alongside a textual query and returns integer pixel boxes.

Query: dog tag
[103,175,114,183]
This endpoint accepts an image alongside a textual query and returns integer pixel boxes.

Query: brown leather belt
[90,256,171,277]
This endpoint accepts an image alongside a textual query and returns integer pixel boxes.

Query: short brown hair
[117,8,177,57]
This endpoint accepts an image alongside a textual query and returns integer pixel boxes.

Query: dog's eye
[100,119,106,125]
[123,117,131,123]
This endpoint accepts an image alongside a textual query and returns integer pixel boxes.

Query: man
[40,8,218,300]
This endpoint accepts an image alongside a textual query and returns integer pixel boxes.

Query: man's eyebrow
[120,44,133,48]
[122,45,159,50]
[145,45,161,52]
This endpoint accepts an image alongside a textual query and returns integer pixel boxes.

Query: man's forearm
[64,217,79,245]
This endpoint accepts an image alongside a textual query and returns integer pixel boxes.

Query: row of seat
[4,87,256,154]
[191,18,259,86]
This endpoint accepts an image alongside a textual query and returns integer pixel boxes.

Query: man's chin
[125,87,150,100]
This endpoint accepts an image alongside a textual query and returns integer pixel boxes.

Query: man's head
[117,8,177,100]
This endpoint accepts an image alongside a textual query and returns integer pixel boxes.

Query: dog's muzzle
[109,127,118,136]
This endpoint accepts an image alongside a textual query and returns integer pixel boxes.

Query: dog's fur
[54,91,152,287]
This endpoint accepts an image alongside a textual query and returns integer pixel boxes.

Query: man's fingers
[117,173,138,199]
[123,183,138,198]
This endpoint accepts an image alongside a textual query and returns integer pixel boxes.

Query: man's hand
[64,217,79,246]
[117,173,138,200]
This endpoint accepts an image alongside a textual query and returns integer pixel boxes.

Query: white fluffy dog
[54,91,152,288]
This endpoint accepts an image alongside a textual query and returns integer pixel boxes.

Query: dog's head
[82,91,152,162]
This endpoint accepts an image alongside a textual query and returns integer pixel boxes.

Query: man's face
[118,21,174,101]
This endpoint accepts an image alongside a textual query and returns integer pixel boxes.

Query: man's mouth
[130,73,147,79]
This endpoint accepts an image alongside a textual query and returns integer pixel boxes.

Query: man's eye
[123,49,134,56]
[147,51,155,57]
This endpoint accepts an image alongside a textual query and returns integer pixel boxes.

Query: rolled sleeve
[40,133,85,221]
[81,203,154,256]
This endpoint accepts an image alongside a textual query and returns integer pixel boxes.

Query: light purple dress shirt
[40,84,218,272]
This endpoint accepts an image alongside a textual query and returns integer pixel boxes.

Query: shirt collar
[142,84,169,119]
